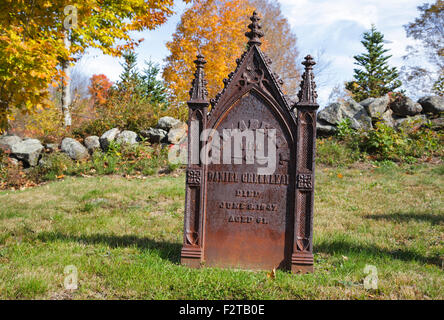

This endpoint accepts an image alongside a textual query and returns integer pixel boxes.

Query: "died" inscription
[235,189,260,197]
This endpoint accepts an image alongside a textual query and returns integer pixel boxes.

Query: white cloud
[275,0,434,105]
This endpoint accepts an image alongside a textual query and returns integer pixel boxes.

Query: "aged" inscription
[228,215,268,224]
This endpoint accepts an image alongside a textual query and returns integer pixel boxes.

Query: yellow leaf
[266,268,276,279]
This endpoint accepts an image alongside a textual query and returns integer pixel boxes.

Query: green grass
[0,164,443,299]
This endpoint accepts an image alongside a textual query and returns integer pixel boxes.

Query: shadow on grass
[37,232,182,264]
[364,212,444,226]
[314,239,441,267]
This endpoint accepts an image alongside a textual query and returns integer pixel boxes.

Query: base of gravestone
[181,247,203,268]
[181,258,201,268]
[291,265,314,274]
[291,252,314,274]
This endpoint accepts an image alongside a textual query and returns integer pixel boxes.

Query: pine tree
[115,51,169,106]
[140,61,169,105]
[346,25,402,101]
[118,51,140,92]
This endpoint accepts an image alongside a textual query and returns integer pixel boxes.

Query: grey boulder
[84,136,101,153]
[116,130,138,145]
[167,127,187,144]
[316,119,337,136]
[11,139,44,166]
[394,115,427,129]
[140,128,168,144]
[100,128,120,150]
[360,95,390,119]
[171,121,187,131]
[61,138,89,160]
[317,99,372,130]
[390,96,422,116]
[428,117,444,131]
[379,109,396,127]
[0,134,21,152]
[156,116,181,131]
[418,96,444,115]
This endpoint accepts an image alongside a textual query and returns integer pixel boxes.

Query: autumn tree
[403,0,443,96]
[0,0,185,133]
[345,25,402,102]
[89,74,114,106]
[163,0,300,116]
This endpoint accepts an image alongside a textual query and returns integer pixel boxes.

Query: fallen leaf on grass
[266,268,276,279]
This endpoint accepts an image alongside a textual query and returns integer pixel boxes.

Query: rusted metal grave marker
[181,11,319,273]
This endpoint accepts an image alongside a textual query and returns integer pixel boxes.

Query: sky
[78,0,434,107]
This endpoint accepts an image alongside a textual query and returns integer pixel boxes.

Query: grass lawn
[0,164,442,299]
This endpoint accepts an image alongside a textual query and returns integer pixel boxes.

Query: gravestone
[181,11,319,273]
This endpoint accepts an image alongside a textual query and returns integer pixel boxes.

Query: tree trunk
[61,31,72,127]
[0,101,8,134]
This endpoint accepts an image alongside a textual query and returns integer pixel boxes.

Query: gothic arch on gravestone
[181,11,319,273]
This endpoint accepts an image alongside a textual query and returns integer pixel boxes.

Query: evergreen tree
[140,61,169,105]
[116,52,168,106]
[346,25,402,101]
[118,51,141,94]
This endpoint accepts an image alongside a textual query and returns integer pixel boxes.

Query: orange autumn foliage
[89,74,114,106]
[163,0,301,114]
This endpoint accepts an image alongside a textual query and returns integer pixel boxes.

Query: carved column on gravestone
[291,55,319,273]
[181,53,209,267]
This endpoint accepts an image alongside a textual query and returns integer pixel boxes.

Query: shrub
[72,95,161,138]
[28,152,75,181]
[359,122,402,159]
[335,119,443,163]
[8,104,69,143]
[91,151,120,175]
[74,52,172,138]
[0,157,31,189]
[88,141,176,176]
[316,138,360,167]
[336,118,356,141]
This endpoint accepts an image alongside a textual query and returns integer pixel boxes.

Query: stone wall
[317,95,444,136]
[0,117,187,168]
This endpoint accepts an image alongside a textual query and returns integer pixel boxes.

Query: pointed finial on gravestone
[297,55,318,106]
[245,11,264,47]
[188,53,209,103]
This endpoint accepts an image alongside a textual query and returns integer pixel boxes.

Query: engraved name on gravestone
[181,11,319,273]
